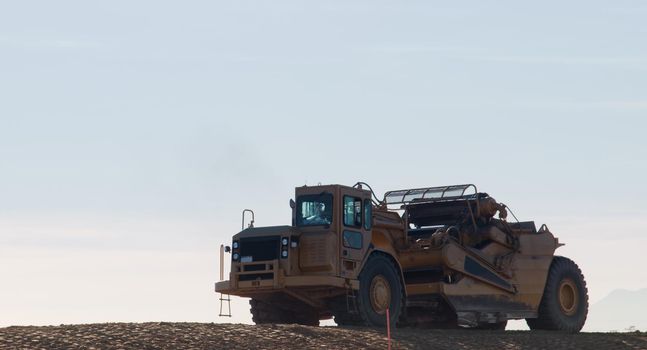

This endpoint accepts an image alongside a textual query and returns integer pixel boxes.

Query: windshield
[296,193,333,226]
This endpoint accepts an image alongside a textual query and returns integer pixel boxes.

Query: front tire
[526,256,588,332]
[357,253,404,328]
[250,298,319,326]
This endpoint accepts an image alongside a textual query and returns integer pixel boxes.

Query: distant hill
[586,288,647,332]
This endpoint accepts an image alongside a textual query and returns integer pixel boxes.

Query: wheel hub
[369,275,391,315]
[558,278,578,316]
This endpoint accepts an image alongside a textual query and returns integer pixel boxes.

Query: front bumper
[214,259,358,297]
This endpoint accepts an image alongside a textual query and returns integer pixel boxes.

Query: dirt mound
[1,322,646,350]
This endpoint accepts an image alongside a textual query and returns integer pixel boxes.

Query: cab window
[364,199,372,230]
[343,196,362,227]
[343,230,362,249]
[296,193,333,226]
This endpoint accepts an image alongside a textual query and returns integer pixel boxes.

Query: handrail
[353,181,384,205]
[219,244,225,281]
[383,184,478,205]
[242,209,255,230]
[384,184,481,231]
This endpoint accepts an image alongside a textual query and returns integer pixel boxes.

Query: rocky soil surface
[1,322,646,350]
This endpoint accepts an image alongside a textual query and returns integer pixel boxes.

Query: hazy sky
[1,1,646,330]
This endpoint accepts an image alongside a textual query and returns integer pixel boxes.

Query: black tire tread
[356,252,405,328]
[250,298,319,326]
[526,256,588,332]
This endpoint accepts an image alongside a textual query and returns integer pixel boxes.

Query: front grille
[240,236,280,262]
[244,264,271,272]
[239,273,274,281]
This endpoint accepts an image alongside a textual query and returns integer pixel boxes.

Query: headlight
[233,253,240,260]
[281,250,288,258]
[232,241,239,249]
[281,238,288,246]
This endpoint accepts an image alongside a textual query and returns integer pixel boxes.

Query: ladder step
[346,287,359,314]
[219,293,232,317]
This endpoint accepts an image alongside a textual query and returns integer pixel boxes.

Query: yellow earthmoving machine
[215,183,588,332]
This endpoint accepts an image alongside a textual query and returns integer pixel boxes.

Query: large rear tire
[526,256,588,332]
[250,298,319,326]
[357,253,404,328]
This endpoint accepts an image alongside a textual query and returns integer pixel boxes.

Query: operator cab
[293,184,372,232]
[293,184,373,275]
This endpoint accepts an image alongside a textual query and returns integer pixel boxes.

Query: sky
[1,1,646,330]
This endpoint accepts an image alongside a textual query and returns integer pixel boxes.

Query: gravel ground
[1,323,646,350]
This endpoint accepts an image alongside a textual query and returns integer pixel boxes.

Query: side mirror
[224,246,231,253]
[289,199,296,209]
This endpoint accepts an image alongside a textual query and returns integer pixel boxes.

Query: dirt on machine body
[215,183,588,332]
